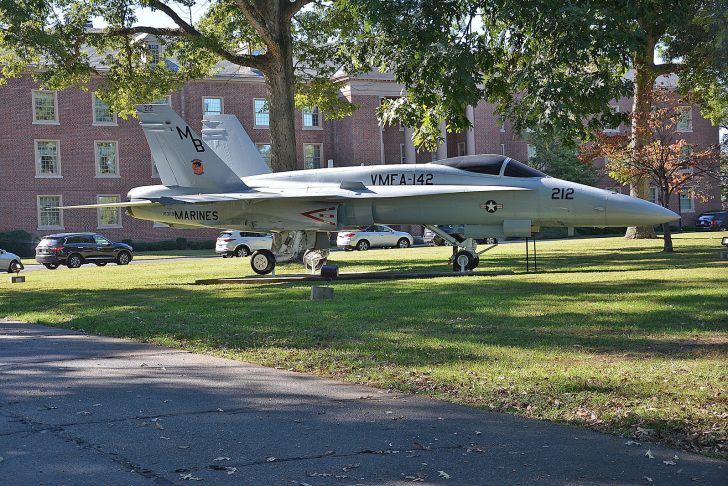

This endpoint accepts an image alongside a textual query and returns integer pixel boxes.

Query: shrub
[0,230,35,257]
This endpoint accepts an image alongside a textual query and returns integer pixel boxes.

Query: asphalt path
[0,321,725,485]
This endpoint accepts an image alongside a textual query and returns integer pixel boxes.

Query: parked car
[337,225,414,251]
[423,225,497,246]
[0,249,23,273]
[215,230,272,257]
[695,211,728,231]
[35,233,133,269]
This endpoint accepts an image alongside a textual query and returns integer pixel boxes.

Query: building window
[527,144,537,160]
[677,106,692,132]
[148,43,160,66]
[679,188,694,212]
[302,106,320,128]
[303,144,322,169]
[256,144,272,168]
[203,97,223,116]
[457,142,466,157]
[254,98,269,127]
[648,186,658,204]
[35,140,61,177]
[609,187,622,194]
[92,94,116,125]
[95,141,119,177]
[38,195,63,229]
[604,104,620,132]
[500,123,505,133]
[97,195,122,228]
[32,90,58,123]
[400,144,406,163]
[500,143,506,156]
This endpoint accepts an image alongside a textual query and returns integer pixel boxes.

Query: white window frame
[37,195,64,230]
[254,98,269,128]
[604,104,620,132]
[95,140,120,178]
[147,43,161,66]
[34,140,62,178]
[648,186,659,205]
[32,90,59,124]
[256,143,272,168]
[400,144,406,163]
[500,143,506,156]
[302,106,322,129]
[202,96,224,117]
[457,142,466,157]
[677,106,692,132]
[679,188,695,213]
[92,93,117,126]
[96,194,122,229]
[527,144,537,160]
[303,143,323,169]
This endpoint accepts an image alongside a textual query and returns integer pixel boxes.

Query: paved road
[0,321,725,485]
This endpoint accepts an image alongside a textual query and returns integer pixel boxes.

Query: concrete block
[310,286,334,300]
[9,275,25,283]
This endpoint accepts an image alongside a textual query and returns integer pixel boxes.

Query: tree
[526,134,596,186]
[0,0,357,172]
[346,0,728,238]
[579,89,721,252]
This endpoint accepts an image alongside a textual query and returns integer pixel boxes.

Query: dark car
[695,211,728,231]
[35,233,133,269]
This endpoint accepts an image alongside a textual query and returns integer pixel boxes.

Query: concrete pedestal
[9,275,25,283]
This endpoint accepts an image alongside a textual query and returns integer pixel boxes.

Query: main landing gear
[424,225,497,272]
[248,231,331,275]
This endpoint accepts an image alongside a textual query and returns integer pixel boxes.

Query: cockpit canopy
[429,154,545,178]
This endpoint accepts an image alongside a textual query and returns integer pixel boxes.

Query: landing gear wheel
[356,240,370,251]
[453,250,477,272]
[303,249,328,271]
[250,250,276,275]
[8,260,21,273]
[43,263,59,270]
[397,238,410,248]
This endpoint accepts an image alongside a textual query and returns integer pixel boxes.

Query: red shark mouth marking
[301,207,337,225]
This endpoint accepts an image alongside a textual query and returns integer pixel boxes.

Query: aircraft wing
[60,185,531,209]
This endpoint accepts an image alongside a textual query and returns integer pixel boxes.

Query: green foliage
[526,133,596,186]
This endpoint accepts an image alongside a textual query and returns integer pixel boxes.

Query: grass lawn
[2,233,727,459]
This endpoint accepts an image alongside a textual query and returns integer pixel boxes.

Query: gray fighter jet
[65,104,678,274]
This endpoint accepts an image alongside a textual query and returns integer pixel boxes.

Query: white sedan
[215,231,272,257]
[337,225,414,251]
[0,249,23,273]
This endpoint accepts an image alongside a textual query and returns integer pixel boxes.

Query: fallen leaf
[213,457,230,461]
[77,411,92,416]
[643,476,653,483]
[674,454,679,460]
[474,431,482,435]
[179,473,202,481]
[413,442,431,451]
[225,467,237,475]
[645,449,654,459]
[0,456,3,463]
[625,440,641,446]
[178,445,190,449]
[266,456,276,462]
[159,437,170,440]
[663,460,676,465]
[217,408,224,412]
[438,470,450,479]
[155,422,165,430]
[342,463,360,471]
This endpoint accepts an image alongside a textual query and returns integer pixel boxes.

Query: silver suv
[215,231,272,258]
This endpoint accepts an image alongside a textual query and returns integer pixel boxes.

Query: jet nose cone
[606,193,680,226]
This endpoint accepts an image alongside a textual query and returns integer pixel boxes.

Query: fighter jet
[64,104,678,275]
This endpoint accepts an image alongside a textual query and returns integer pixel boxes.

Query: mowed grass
[2,233,727,458]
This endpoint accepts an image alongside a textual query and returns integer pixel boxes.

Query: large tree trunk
[662,222,673,252]
[264,37,298,173]
[625,54,657,239]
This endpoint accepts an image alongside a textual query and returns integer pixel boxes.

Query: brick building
[0,65,722,244]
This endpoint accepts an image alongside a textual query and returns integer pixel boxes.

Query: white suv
[215,231,272,258]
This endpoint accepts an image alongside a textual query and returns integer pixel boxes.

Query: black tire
[453,250,476,271]
[250,250,275,275]
[66,253,83,269]
[356,239,370,251]
[116,251,131,266]
[8,260,21,273]
[43,263,59,270]
[397,238,410,248]
[235,246,250,257]
[94,262,107,266]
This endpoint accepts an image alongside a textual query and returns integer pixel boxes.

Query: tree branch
[652,62,682,76]
[287,0,315,19]
[234,0,277,52]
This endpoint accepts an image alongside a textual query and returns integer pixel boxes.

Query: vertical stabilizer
[202,115,272,177]
[138,104,246,191]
